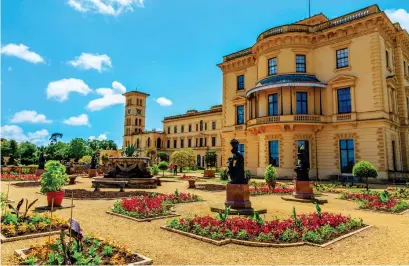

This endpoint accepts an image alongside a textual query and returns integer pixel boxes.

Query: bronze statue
[38,150,45,170]
[90,153,98,169]
[294,146,310,181]
[227,139,248,184]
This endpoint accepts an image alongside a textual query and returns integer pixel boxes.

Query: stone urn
[188,179,196,188]
[3,156,10,166]
[69,175,77,185]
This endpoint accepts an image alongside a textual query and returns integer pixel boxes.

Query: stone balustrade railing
[247,114,323,126]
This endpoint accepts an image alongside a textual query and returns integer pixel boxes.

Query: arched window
[200,120,203,131]
[147,137,151,147]
[197,155,201,167]
[136,139,140,148]
[156,138,161,148]
[135,118,138,125]
[139,119,142,126]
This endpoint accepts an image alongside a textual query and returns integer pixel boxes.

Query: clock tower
[123,90,150,148]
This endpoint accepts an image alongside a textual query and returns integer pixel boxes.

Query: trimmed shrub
[352,161,377,191]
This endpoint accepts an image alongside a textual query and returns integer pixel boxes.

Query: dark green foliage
[157,152,169,162]
[204,150,217,168]
[352,161,378,191]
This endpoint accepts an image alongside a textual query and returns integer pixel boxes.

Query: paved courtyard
[1,176,409,265]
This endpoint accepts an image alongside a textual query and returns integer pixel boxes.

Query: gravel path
[1,176,409,265]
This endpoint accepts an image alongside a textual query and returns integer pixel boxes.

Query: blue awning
[246,74,326,97]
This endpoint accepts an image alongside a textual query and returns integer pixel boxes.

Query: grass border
[106,211,180,222]
[15,248,153,265]
[1,230,60,243]
[160,225,373,248]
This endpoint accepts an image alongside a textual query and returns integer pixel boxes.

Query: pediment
[231,95,246,105]
[386,76,399,88]
[328,75,357,88]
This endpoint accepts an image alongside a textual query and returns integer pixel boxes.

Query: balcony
[247,114,324,127]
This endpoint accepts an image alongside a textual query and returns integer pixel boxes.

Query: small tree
[158,161,169,176]
[150,164,160,175]
[204,150,217,169]
[170,149,195,173]
[157,152,169,162]
[352,161,378,191]
[40,161,69,193]
[264,165,277,188]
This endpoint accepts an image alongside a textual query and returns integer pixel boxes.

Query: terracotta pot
[188,180,196,188]
[46,191,65,207]
[266,181,276,189]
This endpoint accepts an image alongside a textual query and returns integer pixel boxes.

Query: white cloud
[63,114,90,126]
[0,125,49,144]
[46,78,92,102]
[0,43,44,64]
[97,133,107,140]
[69,52,112,72]
[155,97,172,106]
[386,8,409,31]
[11,110,52,124]
[67,0,144,16]
[88,133,107,141]
[8,67,12,71]
[86,81,126,111]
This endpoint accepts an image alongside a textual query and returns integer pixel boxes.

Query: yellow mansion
[124,4,409,180]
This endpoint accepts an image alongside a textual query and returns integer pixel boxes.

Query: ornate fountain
[104,156,152,179]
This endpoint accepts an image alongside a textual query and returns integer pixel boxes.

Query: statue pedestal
[35,169,45,177]
[211,183,267,215]
[88,169,97,178]
[225,184,251,209]
[294,180,314,199]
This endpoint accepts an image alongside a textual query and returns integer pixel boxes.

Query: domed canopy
[246,74,326,97]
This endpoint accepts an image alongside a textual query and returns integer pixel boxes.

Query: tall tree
[67,138,88,161]
[1,139,10,165]
[8,140,19,165]
[44,141,68,161]
[19,142,38,165]
[49,133,63,144]
[204,150,217,168]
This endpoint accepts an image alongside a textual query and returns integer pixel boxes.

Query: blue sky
[1,0,408,147]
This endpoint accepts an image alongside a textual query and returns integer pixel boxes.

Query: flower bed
[340,191,409,213]
[165,211,366,246]
[64,189,156,200]
[15,221,152,265]
[0,173,39,181]
[250,184,294,196]
[179,175,199,181]
[1,213,66,241]
[110,190,201,220]
[313,182,366,193]
[13,181,41,188]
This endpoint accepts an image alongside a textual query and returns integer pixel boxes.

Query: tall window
[386,50,390,69]
[174,126,177,133]
[404,61,407,76]
[392,140,397,171]
[195,138,198,147]
[204,138,207,147]
[236,105,245,125]
[205,123,207,130]
[167,127,170,134]
[212,121,216,130]
[167,139,170,148]
[268,140,279,167]
[136,139,140,149]
[339,139,355,173]
[181,139,184,148]
[156,138,161,148]
[238,144,245,159]
[181,125,184,133]
[189,124,192,132]
[407,97,409,117]
[297,140,310,167]
[336,48,348,69]
[200,138,203,147]
[268,93,279,116]
[200,120,203,131]
[188,139,192,147]
[173,139,177,148]
[296,54,306,73]
[337,88,351,114]
[268,57,277,75]
[296,92,308,114]
[147,137,151,147]
[390,89,396,114]
[212,137,216,147]
[196,124,198,131]
[237,75,244,90]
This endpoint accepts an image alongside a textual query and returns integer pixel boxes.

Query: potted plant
[40,161,69,207]
[264,164,277,189]
[352,160,378,191]
[68,175,77,185]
